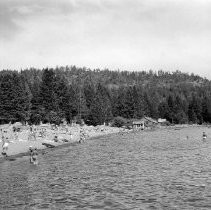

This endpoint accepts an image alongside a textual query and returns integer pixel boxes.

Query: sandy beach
[0,123,122,161]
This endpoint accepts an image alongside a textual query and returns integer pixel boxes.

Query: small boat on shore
[42,141,56,148]
[42,138,71,148]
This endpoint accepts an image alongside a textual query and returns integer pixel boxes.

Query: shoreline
[0,131,122,163]
[0,123,209,163]
[0,124,122,163]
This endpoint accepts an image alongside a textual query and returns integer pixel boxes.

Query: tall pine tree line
[0,67,211,125]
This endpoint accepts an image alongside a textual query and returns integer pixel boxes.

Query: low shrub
[111,116,128,127]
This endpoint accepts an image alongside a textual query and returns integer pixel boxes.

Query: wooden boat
[42,139,70,148]
[42,141,57,148]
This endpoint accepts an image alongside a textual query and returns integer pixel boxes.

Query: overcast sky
[0,0,211,78]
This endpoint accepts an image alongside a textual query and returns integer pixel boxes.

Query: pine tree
[54,74,70,119]
[38,68,59,122]
[188,94,202,124]
[68,84,78,120]
[174,95,188,124]
[84,79,96,109]
[167,95,175,123]
[123,87,136,118]
[30,77,43,124]
[0,72,31,123]
[39,68,58,112]
[113,87,128,118]
[133,86,144,118]
[89,84,112,125]
[202,95,211,123]
[158,100,170,119]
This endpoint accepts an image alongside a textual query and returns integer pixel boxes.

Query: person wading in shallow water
[29,146,33,163]
[32,148,38,165]
[29,146,38,165]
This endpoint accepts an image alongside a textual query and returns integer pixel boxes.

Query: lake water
[0,126,211,209]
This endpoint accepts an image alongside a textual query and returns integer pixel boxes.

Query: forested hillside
[0,66,211,125]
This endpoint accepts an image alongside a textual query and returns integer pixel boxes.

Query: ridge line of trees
[0,66,211,125]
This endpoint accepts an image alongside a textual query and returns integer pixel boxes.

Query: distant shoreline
[0,123,209,163]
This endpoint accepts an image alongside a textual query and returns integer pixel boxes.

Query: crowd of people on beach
[0,124,89,161]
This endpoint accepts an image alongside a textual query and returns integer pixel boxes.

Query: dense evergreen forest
[0,66,211,125]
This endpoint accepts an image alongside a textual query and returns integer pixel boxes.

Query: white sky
[0,0,211,79]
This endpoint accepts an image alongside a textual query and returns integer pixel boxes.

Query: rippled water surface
[0,126,211,209]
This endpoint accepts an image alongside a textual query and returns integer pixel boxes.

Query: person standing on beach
[1,130,10,157]
[2,137,9,157]
[202,132,207,140]
[28,126,37,141]
[13,126,18,141]
[53,135,59,142]
[69,132,73,141]
[79,126,86,143]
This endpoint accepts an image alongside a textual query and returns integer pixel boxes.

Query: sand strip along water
[0,124,123,162]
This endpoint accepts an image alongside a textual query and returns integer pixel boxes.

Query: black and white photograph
[0,0,211,209]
